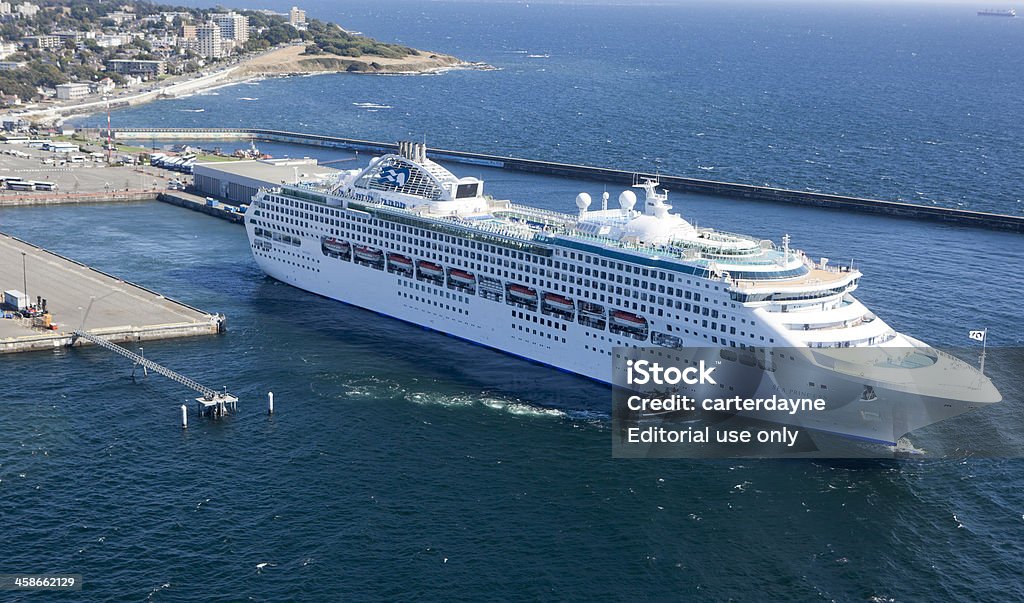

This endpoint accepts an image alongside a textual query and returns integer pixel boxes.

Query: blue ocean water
[76,0,1024,213]
[4,1,1022,600]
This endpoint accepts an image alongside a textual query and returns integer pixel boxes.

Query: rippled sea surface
[10,0,1024,600]
[78,0,1024,213]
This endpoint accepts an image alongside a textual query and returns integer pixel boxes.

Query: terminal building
[192,158,343,206]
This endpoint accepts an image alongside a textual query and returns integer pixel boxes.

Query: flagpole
[979,328,987,376]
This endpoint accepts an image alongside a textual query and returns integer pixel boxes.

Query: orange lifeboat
[388,253,413,270]
[354,246,383,262]
[542,293,574,313]
[611,310,647,330]
[449,269,476,286]
[418,261,444,278]
[508,284,538,301]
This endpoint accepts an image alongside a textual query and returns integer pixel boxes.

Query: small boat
[354,246,383,262]
[542,293,574,313]
[611,310,647,330]
[388,253,413,270]
[322,238,350,255]
[418,261,444,278]
[579,302,605,316]
[449,269,476,285]
[508,284,538,300]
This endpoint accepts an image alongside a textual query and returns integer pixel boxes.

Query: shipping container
[3,289,28,311]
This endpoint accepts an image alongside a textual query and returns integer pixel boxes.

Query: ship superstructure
[243,142,1000,444]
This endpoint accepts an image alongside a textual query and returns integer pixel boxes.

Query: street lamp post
[21,251,27,301]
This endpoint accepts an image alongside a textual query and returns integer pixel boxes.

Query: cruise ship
[243,142,1000,445]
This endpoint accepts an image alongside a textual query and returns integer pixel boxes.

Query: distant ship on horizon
[977,8,1017,16]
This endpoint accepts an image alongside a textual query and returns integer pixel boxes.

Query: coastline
[232,43,487,77]
[8,43,490,126]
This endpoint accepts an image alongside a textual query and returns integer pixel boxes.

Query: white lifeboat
[508,284,538,300]
[542,293,574,313]
[449,269,476,285]
[388,253,413,269]
[418,261,444,278]
[354,246,383,262]
[611,310,647,330]
[322,238,349,254]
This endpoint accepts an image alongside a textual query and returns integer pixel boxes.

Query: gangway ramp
[72,330,237,415]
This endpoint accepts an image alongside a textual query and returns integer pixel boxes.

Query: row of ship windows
[584,325,767,349]
[256,203,794,344]
[391,246,776,346]
[310,223,745,319]
[513,324,567,344]
[512,310,569,332]
[251,243,320,272]
[398,280,470,305]
[252,221,780,352]
[331,229,728,321]
[258,197,730,291]
[254,236,776,351]
[252,214,311,240]
[254,204,843,347]
[397,291,470,316]
[254,217,772,344]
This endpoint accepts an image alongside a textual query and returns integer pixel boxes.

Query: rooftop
[194,158,344,186]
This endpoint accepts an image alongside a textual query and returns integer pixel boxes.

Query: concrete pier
[113,127,1024,233]
[157,191,245,223]
[0,232,224,354]
[0,190,158,207]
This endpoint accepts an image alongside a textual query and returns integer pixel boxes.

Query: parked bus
[6,180,35,191]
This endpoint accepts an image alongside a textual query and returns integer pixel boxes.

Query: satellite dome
[619,190,637,212]
[623,213,696,244]
[575,192,592,210]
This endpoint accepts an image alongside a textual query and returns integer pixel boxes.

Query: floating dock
[110,127,1024,233]
[0,231,224,354]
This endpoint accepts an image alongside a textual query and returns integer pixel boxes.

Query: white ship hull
[252,240,609,380]
[248,236,993,445]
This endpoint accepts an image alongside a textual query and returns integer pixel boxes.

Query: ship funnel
[395,141,432,163]
[397,140,426,162]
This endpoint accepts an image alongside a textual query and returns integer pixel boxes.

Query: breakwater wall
[115,128,1024,233]
[0,190,159,207]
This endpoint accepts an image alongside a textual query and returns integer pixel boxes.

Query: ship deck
[730,267,856,292]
